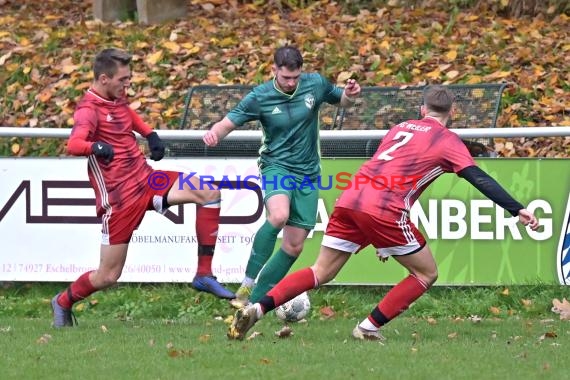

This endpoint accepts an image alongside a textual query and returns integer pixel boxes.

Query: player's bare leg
[355,245,437,340]
[52,244,128,328]
[392,245,438,287]
[228,245,351,340]
[88,244,129,288]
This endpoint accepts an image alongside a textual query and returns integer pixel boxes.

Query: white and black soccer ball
[274,292,311,322]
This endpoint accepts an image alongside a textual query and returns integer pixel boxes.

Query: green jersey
[227,73,343,178]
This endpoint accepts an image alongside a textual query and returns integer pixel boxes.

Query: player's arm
[339,79,361,107]
[68,107,97,156]
[203,116,238,147]
[128,107,153,137]
[204,92,258,147]
[128,108,164,161]
[446,133,538,230]
[321,74,360,107]
[458,166,522,216]
[67,125,94,156]
[68,107,114,163]
[457,166,539,229]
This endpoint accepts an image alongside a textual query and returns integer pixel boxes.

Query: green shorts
[260,166,319,230]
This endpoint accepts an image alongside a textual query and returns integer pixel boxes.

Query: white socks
[253,303,264,318]
[241,277,255,288]
[359,317,379,332]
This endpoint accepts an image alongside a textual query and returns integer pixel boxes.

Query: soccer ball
[274,292,311,322]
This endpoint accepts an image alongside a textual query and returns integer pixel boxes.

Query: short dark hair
[274,46,303,71]
[423,85,455,114]
[93,48,132,80]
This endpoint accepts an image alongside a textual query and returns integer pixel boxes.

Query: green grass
[0,283,569,379]
[2,283,569,320]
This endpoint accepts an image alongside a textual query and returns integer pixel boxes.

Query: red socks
[196,205,220,246]
[195,205,220,277]
[263,267,318,311]
[196,254,213,276]
[57,271,97,309]
[369,274,430,327]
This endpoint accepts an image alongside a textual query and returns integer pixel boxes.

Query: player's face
[273,66,301,94]
[101,65,131,100]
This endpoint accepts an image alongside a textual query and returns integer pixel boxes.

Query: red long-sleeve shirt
[68,89,155,215]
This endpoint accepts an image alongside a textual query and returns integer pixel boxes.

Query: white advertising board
[0,158,266,282]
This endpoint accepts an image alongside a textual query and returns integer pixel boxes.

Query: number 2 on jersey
[376,131,414,161]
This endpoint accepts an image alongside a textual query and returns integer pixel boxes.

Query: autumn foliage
[0,0,568,157]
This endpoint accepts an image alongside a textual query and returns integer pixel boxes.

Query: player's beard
[276,78,297,94]
[280,84,297,94]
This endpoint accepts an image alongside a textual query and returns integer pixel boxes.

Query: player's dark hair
[93,48,132,79]
[423,85,455,114]
[274,46,303,71]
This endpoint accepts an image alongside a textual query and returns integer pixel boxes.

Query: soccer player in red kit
[51,48,234,328]
[228,85,540,340]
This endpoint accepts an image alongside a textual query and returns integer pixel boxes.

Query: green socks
[244,221,281,279]
[250,248,297,303]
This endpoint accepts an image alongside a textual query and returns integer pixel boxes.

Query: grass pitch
[0,283,569,379]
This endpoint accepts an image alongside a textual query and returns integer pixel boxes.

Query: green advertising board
[291,158,570,286]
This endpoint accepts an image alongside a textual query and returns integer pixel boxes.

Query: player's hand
[203,130,219,147]
[146,132,165,161]
[91,141,114,164]
[518,208,539,231]
[376,253,389,263]
[344,79,361,99]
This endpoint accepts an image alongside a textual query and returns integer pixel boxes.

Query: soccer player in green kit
[203,45,361,308]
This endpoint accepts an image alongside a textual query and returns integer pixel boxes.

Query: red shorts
[322,207,426,258]
[101,170,179,245]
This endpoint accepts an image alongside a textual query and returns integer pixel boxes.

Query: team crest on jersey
[557,192,570,285]
[304,94,315,109]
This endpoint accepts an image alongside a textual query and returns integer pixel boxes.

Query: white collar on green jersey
[272,77,299,98]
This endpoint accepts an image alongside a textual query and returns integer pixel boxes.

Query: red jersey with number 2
[68,89,154,216]
[336,117,475,219]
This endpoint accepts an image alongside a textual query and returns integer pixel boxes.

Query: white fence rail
[0,126,568,140]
